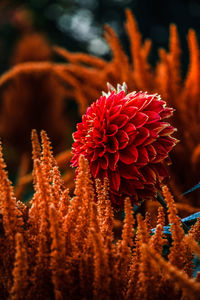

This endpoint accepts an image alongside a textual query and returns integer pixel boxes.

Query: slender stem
[157,192,168,210]
[157,192,189,233]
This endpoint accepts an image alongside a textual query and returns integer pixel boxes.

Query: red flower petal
[159,125,176,136]
[146,144,157,161]
[120,178,139,195]
[134,127,149,146]
[91,160,100,178]
[119,163,141,179]
[109,105,122,117]
[123,123,136,135]
[144,98,165,113]
[137,146,149,165]
[160,107,174,119]
[109,152,119,171]
[121,106,137,118]
[119,144,138,164]
[106,136,119,153]
[145,111,161,124]
[109,169,120,191]
[117,130,129,149]
[100,155,109,170]
[107,124,118,136]
[133,112,149,128]
[125,92,148,110]
[141,166,157,184]
[110,114,129,128]
[153,162,169,180]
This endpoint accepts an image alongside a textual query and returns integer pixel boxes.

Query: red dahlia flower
[71,85,177,207]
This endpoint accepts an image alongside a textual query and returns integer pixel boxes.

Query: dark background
[0,0,200,76]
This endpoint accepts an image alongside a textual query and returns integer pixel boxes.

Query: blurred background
[0,0,200,74]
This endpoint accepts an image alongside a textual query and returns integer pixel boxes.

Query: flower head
[71,84,177,207]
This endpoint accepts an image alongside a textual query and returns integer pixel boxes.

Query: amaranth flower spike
[71,83,178,207]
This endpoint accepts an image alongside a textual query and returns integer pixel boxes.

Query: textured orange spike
[141,39,152,59]
[168,24,181,97]
[156,48,171,101]
[196,272,200,283]
[184,234,200,258]
[53,45,107,69]
[31,129,41,161]
[136,243,154,300]
[189,218,200,242]
[58,188,70,218]
[0,143,23,241]
[125,9,142,69]
[104,24,130,83]
[180,29,200,154]
[95,178,107,232]
[144,211,152,235]
[125,214,150,299]
[28,192,40,235]
[184,29,200,102]
[62,196,80,253]
[62,157,91,250]
[91,228,110,300]
[74,155,95,201]
[40,130,56,181]
[135,215,155,300]
[102,178,114,242]
[28,155,48,234]
[125,244,140,300]
[162,186,185,269]
[191,144,200,168]
[143,243,200,298]
[125,9,152,91]
[121,197,135,248]
[10,233,28,300]
[157,206,166,227]
[30,158,51,290]
[115,197,135,291]
[49,204,66,300]
[51,165,63,209]
[90,201,101,235]
[31,160,52,299]
[72,160,94,251]
[183,219,200,277]
[136,213,149,244]
[34,159,50,263]
[150,207,167,254]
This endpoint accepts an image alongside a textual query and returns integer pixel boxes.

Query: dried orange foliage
[0,132,200,300]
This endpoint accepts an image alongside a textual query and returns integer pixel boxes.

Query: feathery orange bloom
[0,134,199,300]
[10,233,28,300]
